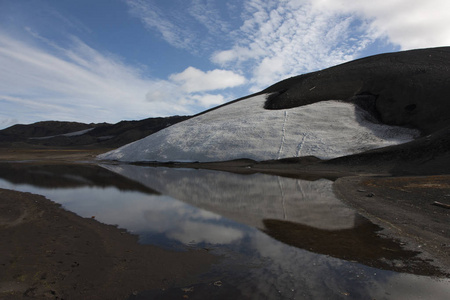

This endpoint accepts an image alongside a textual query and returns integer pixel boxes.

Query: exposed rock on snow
[98,94,419,162]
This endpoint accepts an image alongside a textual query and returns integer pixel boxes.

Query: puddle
[0,163,449,299]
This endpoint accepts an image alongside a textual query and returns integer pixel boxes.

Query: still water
[0,163,449,299]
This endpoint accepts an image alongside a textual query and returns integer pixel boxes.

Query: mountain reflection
[263,218,426,274]
[0,162,443,277]
[102,164,443,276]
[0,162,157,194]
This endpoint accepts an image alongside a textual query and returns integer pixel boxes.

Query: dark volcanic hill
[0,116,189,149]
[259,46,450,175]
[97,47,450,175]
[263,47,450,134]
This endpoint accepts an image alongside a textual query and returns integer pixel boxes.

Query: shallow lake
[0,162,449,299]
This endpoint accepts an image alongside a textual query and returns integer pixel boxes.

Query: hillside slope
[99,47,450,164]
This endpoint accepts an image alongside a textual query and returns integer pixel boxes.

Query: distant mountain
[99,47,450,168]
[0,116,189,149]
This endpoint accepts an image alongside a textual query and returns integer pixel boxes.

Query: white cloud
[209,0,450,91]
[125,0,450,94]
[0,31,235,128]
[313,0,450,50]
[126,0,233,54]
[169,67,246,93]
[212,0,370,90]
[126,0,196,50]
[0,32,182,124]
[188,0,231,35]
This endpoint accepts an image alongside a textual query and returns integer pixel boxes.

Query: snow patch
[99,94,419,162]
[29,128,94,140]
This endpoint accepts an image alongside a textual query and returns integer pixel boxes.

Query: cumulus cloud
[170,67,246,93]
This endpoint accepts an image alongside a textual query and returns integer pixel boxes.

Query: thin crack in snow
[296,133,308,157]
[277,110,288,160]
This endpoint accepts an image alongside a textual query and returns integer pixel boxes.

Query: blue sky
[1,0,450,129]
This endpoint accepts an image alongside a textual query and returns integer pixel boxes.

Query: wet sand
[0,188,217,299]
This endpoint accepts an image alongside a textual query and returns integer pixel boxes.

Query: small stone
[181,286,194,293]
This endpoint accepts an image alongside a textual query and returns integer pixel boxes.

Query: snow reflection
[101,164,358,231]
[0,163,448,299]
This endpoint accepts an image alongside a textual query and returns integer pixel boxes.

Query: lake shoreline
[0,187,218,299]
[1,148,449,298]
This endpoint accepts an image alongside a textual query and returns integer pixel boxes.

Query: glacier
[98,94,419,162]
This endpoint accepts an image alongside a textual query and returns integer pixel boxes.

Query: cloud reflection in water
[0,163,448,299]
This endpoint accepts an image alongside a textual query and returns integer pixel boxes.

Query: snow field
[98,94,419,162]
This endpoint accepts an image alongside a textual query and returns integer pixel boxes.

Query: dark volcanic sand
[0,188,217,300]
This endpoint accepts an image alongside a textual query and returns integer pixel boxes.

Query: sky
[1,0,450,129]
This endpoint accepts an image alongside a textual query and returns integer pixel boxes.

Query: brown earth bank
[0,188,218,300]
